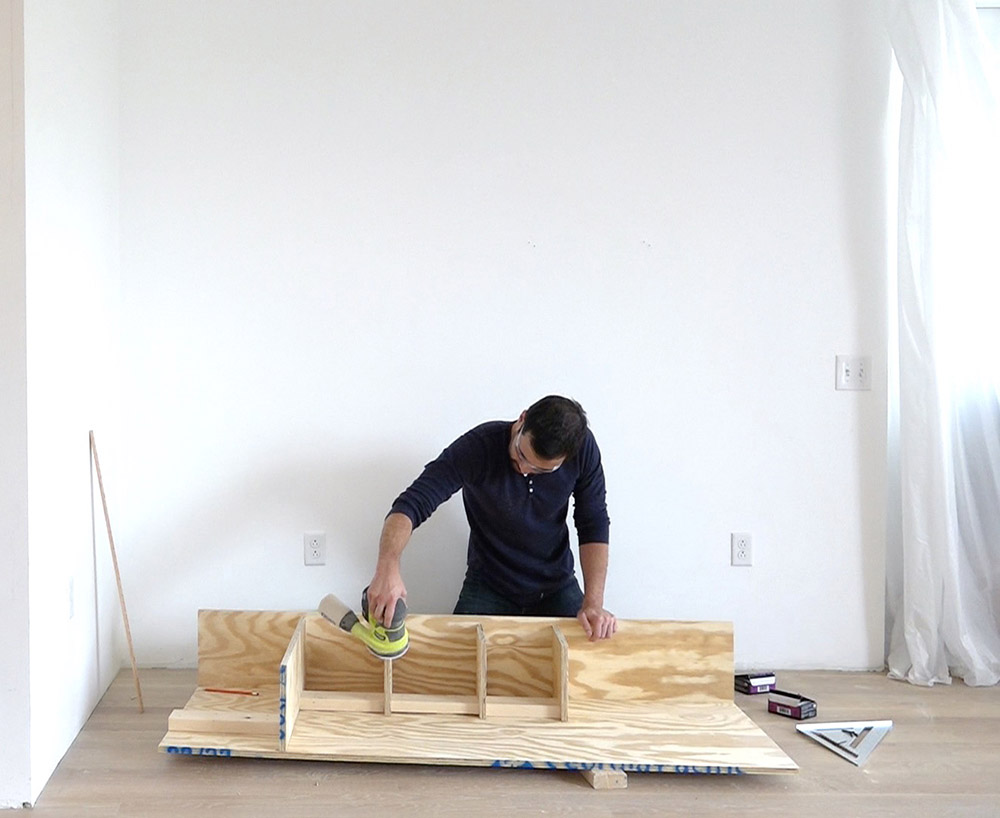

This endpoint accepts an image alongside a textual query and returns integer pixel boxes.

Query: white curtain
[885,0,1000,687]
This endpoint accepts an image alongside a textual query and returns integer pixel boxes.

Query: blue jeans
[453,571,584,617]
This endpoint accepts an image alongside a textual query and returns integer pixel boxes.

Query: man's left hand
[577,603,617,641]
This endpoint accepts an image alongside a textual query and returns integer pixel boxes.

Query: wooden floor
[29,668,1000,817]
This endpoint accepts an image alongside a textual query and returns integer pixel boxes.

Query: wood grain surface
[197,610,303,688]
[173,609,784,776]
[161,699,795,774]
[200,611,734,701]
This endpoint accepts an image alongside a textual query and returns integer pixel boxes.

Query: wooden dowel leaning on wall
[90,430,144,713]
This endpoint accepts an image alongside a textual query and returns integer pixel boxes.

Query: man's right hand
[367,512,413,627]
[366,565,407,628]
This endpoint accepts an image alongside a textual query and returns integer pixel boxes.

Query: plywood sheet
[199,612,734,701]
[160,698,794,773]
[197,610,303,688]
[169,609,797,777]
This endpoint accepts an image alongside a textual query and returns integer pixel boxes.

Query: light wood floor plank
[27,668,1000,817]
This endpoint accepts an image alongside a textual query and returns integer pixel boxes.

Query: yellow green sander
[318,586,409,660]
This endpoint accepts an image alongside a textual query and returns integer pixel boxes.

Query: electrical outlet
[304,532,326,566]
[835,355,872,391]
[731,532,752,567]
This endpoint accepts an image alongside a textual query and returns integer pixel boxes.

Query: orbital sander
[318,586,409,660]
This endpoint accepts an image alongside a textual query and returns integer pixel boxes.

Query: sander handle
[362,585,407,629]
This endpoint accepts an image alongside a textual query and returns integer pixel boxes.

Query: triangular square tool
[796,720,893,766]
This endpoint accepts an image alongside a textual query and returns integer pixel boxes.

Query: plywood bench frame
[162,610,798,785]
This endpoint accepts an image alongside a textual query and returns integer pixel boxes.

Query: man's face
[510,417,565,476]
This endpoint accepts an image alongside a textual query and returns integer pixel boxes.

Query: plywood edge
[161,699,800,774]
[159,735,798,776]
[552,625,569,721]
[279,617,306,750]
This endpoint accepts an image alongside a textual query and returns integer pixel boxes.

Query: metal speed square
[796,720,893,766]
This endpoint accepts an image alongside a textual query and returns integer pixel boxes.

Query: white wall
[23,0,122,804]
[1,2,31,807]
[116,0,890,670]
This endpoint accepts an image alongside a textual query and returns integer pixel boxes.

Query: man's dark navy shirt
[390,420,610,604]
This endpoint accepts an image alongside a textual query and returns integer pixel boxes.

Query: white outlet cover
[731,533,752,567]
[835,355,872,391]
[304,531,327,566]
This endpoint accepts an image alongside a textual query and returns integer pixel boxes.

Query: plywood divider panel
[476,624,487,719]
[383,658,393,716]
[279,617,306,750]
[552,626,569,722]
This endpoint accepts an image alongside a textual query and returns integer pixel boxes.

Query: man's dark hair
[522,395,589,460]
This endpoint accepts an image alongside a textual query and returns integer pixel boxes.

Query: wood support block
[580,769,628,789]
[167,708,278,740]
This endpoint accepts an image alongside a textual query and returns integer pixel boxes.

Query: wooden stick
[90,430,143,713]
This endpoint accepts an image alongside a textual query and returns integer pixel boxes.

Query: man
[365,395,617,641]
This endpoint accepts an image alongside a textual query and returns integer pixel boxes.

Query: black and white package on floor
[734,672,776,694]
[767,689,817,720]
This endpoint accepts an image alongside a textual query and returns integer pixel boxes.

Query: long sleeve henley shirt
[389,420,610,604]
